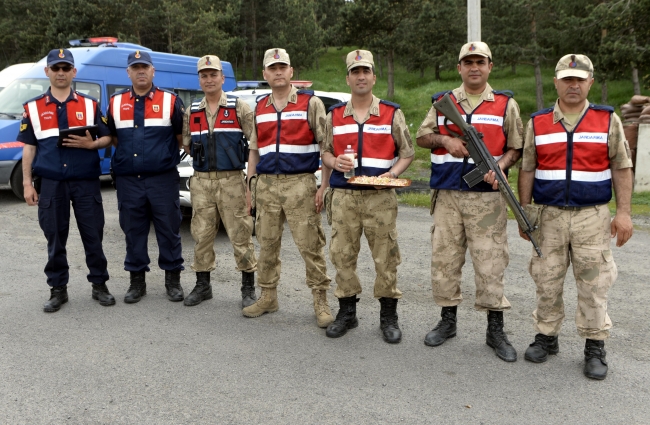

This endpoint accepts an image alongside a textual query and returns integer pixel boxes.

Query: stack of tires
[620,95,650,172]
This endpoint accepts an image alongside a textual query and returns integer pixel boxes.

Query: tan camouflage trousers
[430,190,511,311]
[190,170,257,273]
[529,204,616,340]
[255,173,330,290]
[329,189,402,299]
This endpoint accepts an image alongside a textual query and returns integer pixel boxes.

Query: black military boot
[124,271,146,304]
[379,297,402,344]
[583,339,608,380]
[424,306,457,347]
[241,271,257,308]
[43,285,68,313]
[184,272,212,306]
[165,270,184,302]
[326,296,359,338]
[91,283,116,306]
[486,310,517,362]
[524,333,559,363]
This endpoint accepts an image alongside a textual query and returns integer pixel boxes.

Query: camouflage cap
[197,55,222,72]
[346,49,374,71]
[555,54,593,79]
[263,48,290,67]
[459,41,492,61]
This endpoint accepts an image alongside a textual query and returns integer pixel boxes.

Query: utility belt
[193,170,243,179]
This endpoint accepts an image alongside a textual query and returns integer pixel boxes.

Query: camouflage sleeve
[308,96,327,144]
[236,98,257,147]
[504,98,524,150]
[609,113,633,170]
[392,109,415,158]
[520,119,537,172]
[182,107,192,147]
[415,105,439,138]
[322,112,334,155]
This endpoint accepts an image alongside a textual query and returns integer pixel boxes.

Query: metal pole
[467,0,481,42]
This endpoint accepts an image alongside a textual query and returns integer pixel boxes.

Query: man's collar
[265,85,299,108]
[198,91,228,110]
[552,99,590,124]
[343,95,381,118]
[129,85,157,100]
[44,88,77,105]
[455,83,495,103]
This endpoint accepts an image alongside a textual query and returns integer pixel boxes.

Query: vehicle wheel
[10,161,24,200]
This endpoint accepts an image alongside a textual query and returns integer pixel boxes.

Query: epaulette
[255,93,270,104]
[431,90,451,104]
[22,92,47,106]
[380,99,400,109]
[328,102,347,113]
[110,88,130,98]
[530,107,554,118]
[190,101,203,112]
[297,89,315,96]
[493,90,514,98]
[225,95,238,108]
[589,104,614,112]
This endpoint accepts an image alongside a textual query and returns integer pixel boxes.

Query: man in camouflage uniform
[322,50,414,344]
[416,42,523,361]
[243,48,334,328]
[182,55,258,307]
[518,54,633,380]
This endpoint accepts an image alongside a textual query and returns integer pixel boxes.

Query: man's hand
[484,165,507,190]
[518,225,531,241]
[183,146,191,155]
[611,213,633,247]
[442,136,469,158]
[315,186,325,213]
[24,184,38,206]
[61,130,96,149]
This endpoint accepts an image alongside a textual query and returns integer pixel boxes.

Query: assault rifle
[433,93,543,258]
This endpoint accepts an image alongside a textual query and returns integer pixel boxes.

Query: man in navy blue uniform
[107,50,186,303]
[19,48,114,312]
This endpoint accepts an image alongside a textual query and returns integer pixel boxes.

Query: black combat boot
[379,297,402,344]
[91,283,116,306]
[583,339,608,380]
[524,333,559,363]
[184,272,212,306]
[326,296,359,338]
[424,306,457,347]
[486,310,517,362]
[124,271,146,304]
[43,285,68,313]
[241,271,257,308]
[165,270,184,302]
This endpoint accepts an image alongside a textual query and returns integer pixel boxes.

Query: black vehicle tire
[10,161,24,201]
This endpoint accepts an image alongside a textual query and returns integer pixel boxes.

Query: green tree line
[1,0,649,103]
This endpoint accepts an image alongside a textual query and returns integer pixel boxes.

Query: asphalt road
[1,183,649,424]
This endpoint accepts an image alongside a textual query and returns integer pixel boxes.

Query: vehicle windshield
[0,78,102,119]
[0,78,50,116]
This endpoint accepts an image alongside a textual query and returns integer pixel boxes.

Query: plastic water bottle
[344,145,355,179]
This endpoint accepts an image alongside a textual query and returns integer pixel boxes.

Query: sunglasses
[50,65,73,72]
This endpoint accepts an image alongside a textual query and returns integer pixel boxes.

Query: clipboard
[57,125,99,148]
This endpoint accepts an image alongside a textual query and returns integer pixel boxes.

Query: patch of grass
[397,192,430,208]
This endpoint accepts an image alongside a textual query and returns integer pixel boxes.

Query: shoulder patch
[589,104,615,112]
[20,123,28,132]
[379,100,400,109]
[530,107,554,118]
[101,116,108,124]
[492,90,514,98]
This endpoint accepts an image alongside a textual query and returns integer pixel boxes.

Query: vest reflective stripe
[111,94,132,129]
[532,106,612,206]
[429,91,509,192]
[255,92,318,174]
[329,101,398,189]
